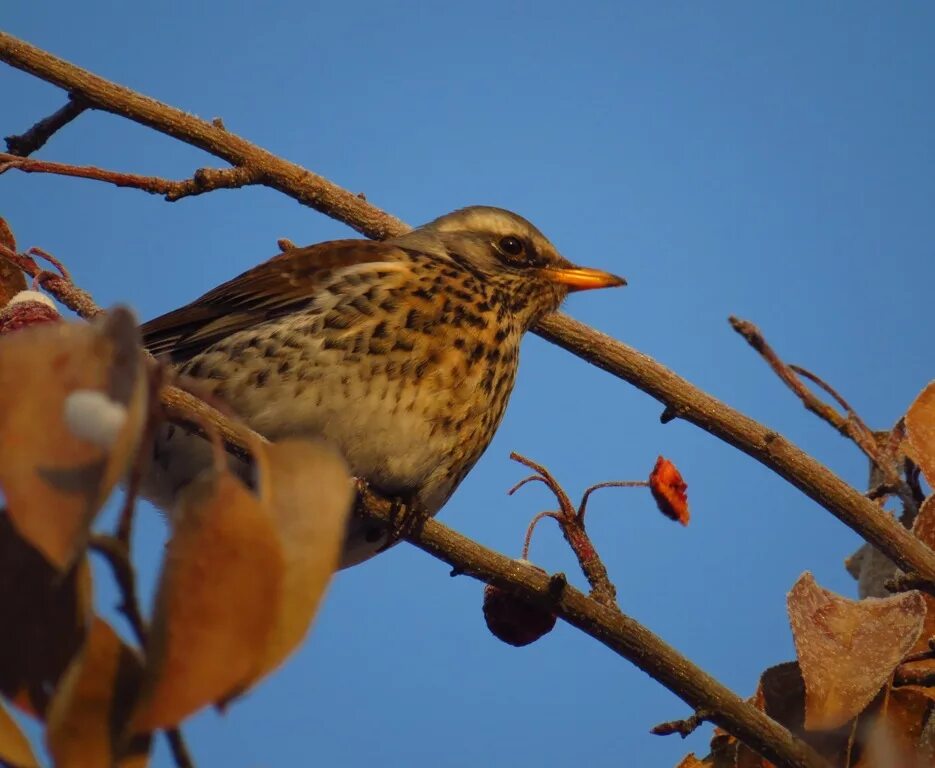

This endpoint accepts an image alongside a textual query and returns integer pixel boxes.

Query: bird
[141,206,625,567]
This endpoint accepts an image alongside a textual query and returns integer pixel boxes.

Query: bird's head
[393,206,626,327]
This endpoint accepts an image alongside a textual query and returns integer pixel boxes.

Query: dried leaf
[675,755,710,768]
[906,382,935,487]
[649,456,689,525]
[0,699,39,768]
[751,662,853,766]
[788,572,926,730]
[46,618,148,768]
[252,439,353,679]
[130,469,284,732]
[0,308,147,567]
[854,687,935,768]
[0,511,92,716]
[0,218,27,307]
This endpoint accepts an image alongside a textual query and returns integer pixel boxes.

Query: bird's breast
[167,267,522,509]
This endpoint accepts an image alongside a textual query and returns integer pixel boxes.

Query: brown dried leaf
[887,496,935,703]
[0,699,39,768]
[0,512,92,717]
[788,572,926,730]
[130,469,284,732]
[46,618,149,768]
[0,218,27,307]
[252,439,352,680]
[853,687,935,768]
[748,662,853,766]
[906,382,935,487]
[675,755,711,768]
[0,308,147,568]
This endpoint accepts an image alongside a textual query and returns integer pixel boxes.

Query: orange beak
[540,266,627,292]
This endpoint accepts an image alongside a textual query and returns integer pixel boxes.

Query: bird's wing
[142,239,413,362]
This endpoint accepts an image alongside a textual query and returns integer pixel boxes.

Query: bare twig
[5,95,87,156]
[728,316,918,519]
[728,317,876,450]
[0,32,406,239]
[893,665,935,688]
[510,453,618,608]
[88,534,148,648]
[0,240,102,318]
[0,153,260,201]
[651,709,713,738]
[521,510,562,559]
[578,480,646,523]
[165,728,195,768]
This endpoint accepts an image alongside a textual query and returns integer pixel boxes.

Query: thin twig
[650,708,713,738]
[729,317,867,444]
[729,316,918,519]
[0,240,102,318]
[578,480,646,523]
[4,95,87,156]
[521,510,562,559]
[788,365,858,415]
[0,152,260,201]
[510,453,618,609]
[88,534,148,648]
[165,729,195,768]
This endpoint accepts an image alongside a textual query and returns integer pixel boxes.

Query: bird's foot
[353,479,426,553]
[376,491,427,552]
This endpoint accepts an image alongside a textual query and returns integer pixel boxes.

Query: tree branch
[533,314,935,582]
[4,95,87,156]
[0,153,260,201]
[0,32,404,240]
[355,482,831,768]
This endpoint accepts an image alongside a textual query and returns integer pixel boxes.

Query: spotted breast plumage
[141,206,625,566]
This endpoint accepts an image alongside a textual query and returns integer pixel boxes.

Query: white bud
[7,290,57,310]
[64,389,127,449]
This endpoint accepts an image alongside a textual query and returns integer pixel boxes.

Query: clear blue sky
[3,3,934,766]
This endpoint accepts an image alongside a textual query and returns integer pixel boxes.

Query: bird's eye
[498,236,525,257]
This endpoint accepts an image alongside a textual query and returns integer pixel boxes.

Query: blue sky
[3,3,934,766]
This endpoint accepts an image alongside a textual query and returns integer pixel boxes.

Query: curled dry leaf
[905,381,935,487]
[0,511,92,717]
[130,468,284,732]
[787,572,926,730]
[0,308,147,568]
[132,439,354,731]
[893,495,935,701]
[46,618,149,768]
[649,456,690,525]
[252,439,353,679]
[0,700,39,768]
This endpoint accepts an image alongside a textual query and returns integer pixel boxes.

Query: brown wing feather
[142,239,411,362]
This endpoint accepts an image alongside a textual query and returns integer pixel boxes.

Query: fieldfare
[141,206,625,566]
